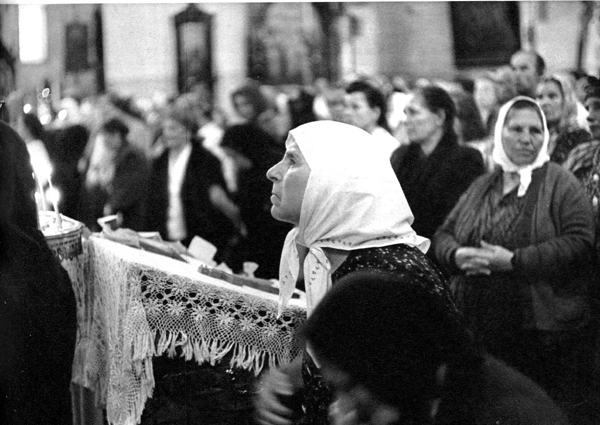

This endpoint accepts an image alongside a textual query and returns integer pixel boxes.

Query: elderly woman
[434,96,596,408]
[391,85,485,241]
[254,120,454,425]
[305,270,568,425]
[536,73,591,164]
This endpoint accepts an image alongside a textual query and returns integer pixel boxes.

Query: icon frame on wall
[174,4,213,95]
[450,2,521,68]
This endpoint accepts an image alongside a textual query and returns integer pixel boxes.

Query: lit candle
[47,174,63,229]
[35,172,47,211]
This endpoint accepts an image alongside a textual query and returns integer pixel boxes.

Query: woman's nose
[266,162,281,182]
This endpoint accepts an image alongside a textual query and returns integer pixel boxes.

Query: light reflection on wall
[19,4,48,64]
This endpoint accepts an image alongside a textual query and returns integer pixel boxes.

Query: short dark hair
[346,80,390,132]
[415,85,458,139]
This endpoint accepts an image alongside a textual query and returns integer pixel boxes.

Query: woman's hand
[454,242,515,275]
[254,358,303,425]
[478,241,514,272]
[455,247,491,276]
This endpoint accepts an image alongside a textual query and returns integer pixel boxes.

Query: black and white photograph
[1,2,600,425]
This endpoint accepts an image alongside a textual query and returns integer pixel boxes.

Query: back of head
[304,269,482,421]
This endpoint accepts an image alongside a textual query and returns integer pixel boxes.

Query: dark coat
[391,135,485,241]
[145,141,235,252]
[0,121,76,424]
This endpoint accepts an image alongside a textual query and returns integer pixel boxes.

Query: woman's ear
[434,109,446,127]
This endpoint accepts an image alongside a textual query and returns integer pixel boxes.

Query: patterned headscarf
[277,121,429,315]
[492,96,550,197]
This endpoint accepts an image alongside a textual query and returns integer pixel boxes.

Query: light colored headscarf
[278,121,429,316]
[492,96,550,197]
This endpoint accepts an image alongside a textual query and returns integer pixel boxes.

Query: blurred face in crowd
[585,96,600,140]
[474,78,498,111]
[345,91,380,133]
[404,94,444,145]
[233,94,257,122]
[536,80,564,126]
[100,130,123,151]
[511,52,539,96]
[266,136,311,225]
[161,118,190,151]
[502,106,545,166]
[326,89,348,123]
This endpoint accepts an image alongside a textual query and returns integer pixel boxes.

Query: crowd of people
[3,47,600,424]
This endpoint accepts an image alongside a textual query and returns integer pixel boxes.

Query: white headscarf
[277,121,429,316]
[492,96,550,197]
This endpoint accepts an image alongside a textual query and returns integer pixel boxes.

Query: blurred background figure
[535,74,591,165]
[78,117,150,232]
[304,270,568,425]
[510,49,546,98]
[387,74,412,146]
[322,81,347,123]
[452,89,494,172]
[474,72,501,137]
[220,124,289,278]
[0,119,77,425]
[391,85,484,242]
[15,112,54,192]
[345,79,400,158]
[145,106,241,262]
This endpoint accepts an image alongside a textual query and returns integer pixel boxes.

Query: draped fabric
[73,236,306,425]
[278,121,428,316]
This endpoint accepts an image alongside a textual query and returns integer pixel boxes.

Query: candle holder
[39,211,84,261]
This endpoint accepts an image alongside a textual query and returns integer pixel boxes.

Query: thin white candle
[47,174,63,229]
[35,172,47,211]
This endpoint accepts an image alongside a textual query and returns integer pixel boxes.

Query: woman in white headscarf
[255,120,458,425]
[434,96,597,409]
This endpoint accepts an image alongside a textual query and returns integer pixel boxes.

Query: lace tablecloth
[70,236,307,425]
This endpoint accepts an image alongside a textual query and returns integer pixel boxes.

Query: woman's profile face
[502,106,545,166]
[266,136,310,225]
[404,94,444,145]
[585,95,600,141]
[536,81,564,125]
